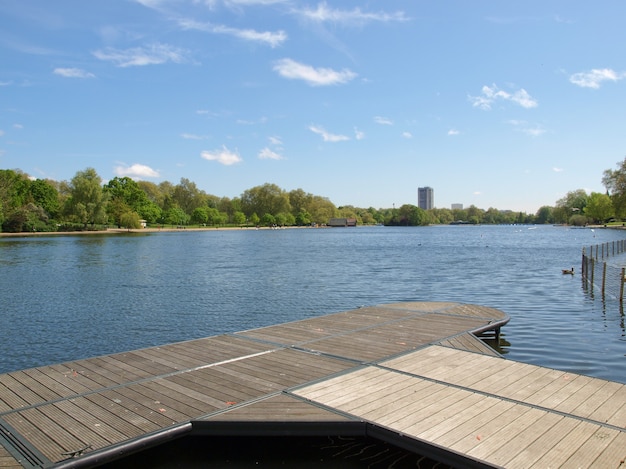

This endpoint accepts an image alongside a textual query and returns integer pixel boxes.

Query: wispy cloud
[402,131,412,139]
[273,58,356,86]
[53,67,95,78]
[507,119,546,137]
[569,68,626,89]
[178,19,287,47]
[258,147,284,160]
[309,125,349,142]
[181,133,209,140]
[114,163,160,178]
[374,116,393,125]
[469,84,538,110]
[93,43,190,67]
[201,145,242,165]
[295,2,409,25]
[447,129,459,136]
[268,136,282,145]
[354,128,365,140]
[553,167,564,172]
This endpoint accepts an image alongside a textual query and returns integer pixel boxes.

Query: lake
[1,225,625,385]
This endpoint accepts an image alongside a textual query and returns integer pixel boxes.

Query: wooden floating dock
[0,302,625,468]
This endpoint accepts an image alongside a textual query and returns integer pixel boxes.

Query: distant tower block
[418,187,434,210]
[451,203,463,210]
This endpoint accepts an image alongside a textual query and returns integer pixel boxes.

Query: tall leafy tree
[241,183,291,219]
[65,168,109,227]
[584,192,614,223]
[105,176,161,224]
[602,157,626,218]
[29,179,60,219]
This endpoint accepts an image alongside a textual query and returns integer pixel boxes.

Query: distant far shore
[0,223,620,238]
[0,225,323,237]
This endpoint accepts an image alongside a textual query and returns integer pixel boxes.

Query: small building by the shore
[328,217,357,227]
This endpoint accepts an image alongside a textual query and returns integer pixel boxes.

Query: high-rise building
[451,203,463,210]
[417,186,434,210]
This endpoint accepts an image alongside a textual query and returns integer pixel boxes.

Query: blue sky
[1,1,625,213]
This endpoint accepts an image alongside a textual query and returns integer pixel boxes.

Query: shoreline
[0,225,320,237]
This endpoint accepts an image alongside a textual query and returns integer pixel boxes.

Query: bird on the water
[562,267,574,275]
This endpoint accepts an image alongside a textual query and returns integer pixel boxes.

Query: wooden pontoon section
[0,302,623,468]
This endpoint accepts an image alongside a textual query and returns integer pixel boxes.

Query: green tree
[233,211,246,226]
[191,206,209,225]
[602,157,626,218]
[555,189,588,224]
[29,179,60,219]
[105,176,161,224]
[535,206,554,224]
[241,183,291,218]
[584,192,614,223]
[172,178,206,215]
[120,211,142,230]
[164,206,188,226]
[261,213,276,226]
[65,168,109,228]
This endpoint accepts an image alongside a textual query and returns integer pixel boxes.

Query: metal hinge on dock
[0,420,49,468]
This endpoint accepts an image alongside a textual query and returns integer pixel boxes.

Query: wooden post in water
[601,262,607,297]
[590,257,595,286]
[619,267,626,303]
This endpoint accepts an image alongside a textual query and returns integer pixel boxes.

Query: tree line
[1,159,625,233]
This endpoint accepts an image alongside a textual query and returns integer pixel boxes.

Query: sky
[1,1,625,214]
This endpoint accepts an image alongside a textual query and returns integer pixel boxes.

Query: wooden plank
[504,417,586,469]
[78,393,161,437]
[559,426,622,469]
[584,429,626,468]
[399,390,493,437]
[424,399,524,449]
[3,408,82,463]
[467,410,562,465]
[530,420,603,468]
[417,394,518,444]
[205,394,353,422]
[0,443,22,469]
[95,388,176,428]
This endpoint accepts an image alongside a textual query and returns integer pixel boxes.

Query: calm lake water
[1,225,625,384]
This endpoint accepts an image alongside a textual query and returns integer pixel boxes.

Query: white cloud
[53,67,95,78]
[469,84,538,110]
[114,163,160,178]
[178,19,287,47]
[273,58,356,86]
[374,116,393,125]
[309,125,349,142]
[201,145,242,165]
[354,128,365,140]
[295,2,409,25]
[401,131,412,139]
[13,124,23,130]
[93,43,190,67]
[553,167,564,172]
[447,129,459,136]
[0,130,4,137]
[181,133,209,140]
[507,120,546,137]
[0,81,12,86]
[569,68,626,89]
[268,136,282,145]
[258,147,284,160]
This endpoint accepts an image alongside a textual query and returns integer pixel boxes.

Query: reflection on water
[1,225,625,384]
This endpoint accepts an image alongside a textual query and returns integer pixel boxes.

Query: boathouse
[328,217,357,227]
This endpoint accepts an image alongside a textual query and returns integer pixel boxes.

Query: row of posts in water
[582,240,626,301]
